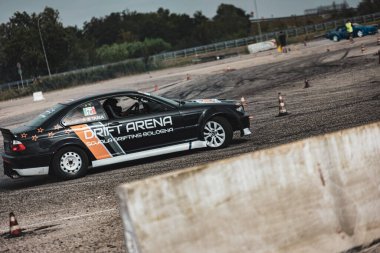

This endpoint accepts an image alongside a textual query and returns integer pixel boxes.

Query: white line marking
[0,208,118,233]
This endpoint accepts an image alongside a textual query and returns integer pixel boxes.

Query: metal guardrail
[1,12,379,91]
[0,79,34,91]
[0,57,145,91]
[153,12,380,61]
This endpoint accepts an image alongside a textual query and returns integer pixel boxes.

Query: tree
[0,11,41,82]
[357,0,380,14]
[212,4,251,39]
[0,7,91,82]
[94,38,171,64]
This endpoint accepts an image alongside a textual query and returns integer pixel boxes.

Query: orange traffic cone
[154,84,158,91]
[361,44,365,54]
[9,212,22,237]
[225,66,235,72]
[278,93,288,116]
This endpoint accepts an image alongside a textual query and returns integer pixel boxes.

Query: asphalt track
[0,35,379,252]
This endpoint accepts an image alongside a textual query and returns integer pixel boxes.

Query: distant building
[304,1,350,15]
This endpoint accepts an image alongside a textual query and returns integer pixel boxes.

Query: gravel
[0,36,379,252]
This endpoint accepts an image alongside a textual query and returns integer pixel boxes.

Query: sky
[0,0,362,28]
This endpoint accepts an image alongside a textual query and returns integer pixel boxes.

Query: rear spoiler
[0,127,15,140]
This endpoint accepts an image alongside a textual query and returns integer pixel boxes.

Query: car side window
[102,95,174,119]
[62,100,108,126]
[142,97,174,114]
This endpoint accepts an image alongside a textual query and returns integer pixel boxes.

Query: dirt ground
[0,34,379,252]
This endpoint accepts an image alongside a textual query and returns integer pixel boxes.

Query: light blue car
[325,24,378,42]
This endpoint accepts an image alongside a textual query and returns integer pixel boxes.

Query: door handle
[109,122,120,126]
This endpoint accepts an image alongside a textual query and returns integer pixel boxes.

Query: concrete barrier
[117,122,380,253]
[33,91,45,102]
[247,39,277,54]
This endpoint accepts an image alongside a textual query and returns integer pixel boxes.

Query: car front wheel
[203,117,232,149]
[52,146,88,180]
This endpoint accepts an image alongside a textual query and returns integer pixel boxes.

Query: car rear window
[26,104,66,127]
[62,100,108,126]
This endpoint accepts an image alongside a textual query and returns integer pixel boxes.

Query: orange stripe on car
[70,124,112,160]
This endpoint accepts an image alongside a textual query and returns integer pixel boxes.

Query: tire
[357,30,363,37]
[333,35,339,42]
[203,117,233,149]
[52,146,88,180]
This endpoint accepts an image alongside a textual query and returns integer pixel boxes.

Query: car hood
[180,98,238,108]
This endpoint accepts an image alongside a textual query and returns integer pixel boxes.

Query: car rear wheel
[52,146,88,180]
[203,117,232,149]
[333,35,339,42]
[357,30,363,37]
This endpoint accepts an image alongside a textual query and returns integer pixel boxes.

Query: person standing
[278,31,287,53]
[345,20,354,43]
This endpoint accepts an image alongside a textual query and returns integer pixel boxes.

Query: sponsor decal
[192,99,221,104]
[83,106,97,116]
[64,114,106,126]
[84,115,105,122]
[39,107,59,118]
[83,116,173,141]
[72,116,174,151]
[70,124,112,160]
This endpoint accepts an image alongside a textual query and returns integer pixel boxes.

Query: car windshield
[26,103,66,127]
[143,93,179,107]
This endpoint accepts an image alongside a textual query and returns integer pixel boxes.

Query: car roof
[60,90,143,106]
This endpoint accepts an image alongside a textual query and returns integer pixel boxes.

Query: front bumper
[2,152,51,178]
[242,128,252,136]
[239,114,252,136]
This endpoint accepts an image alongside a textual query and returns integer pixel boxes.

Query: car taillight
[11,140,26,152]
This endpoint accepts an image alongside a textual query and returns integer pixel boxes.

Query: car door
[179,105,205,140]
[338,27,348,39]
[103,94,185,154]
[61,100,118,160]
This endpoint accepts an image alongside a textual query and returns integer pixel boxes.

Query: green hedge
[95,38,172,64]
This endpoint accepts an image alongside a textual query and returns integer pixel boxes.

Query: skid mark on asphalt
[0,208,117,234]
[1,224,60,239]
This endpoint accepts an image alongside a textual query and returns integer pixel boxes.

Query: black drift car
[1,91,251,180]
